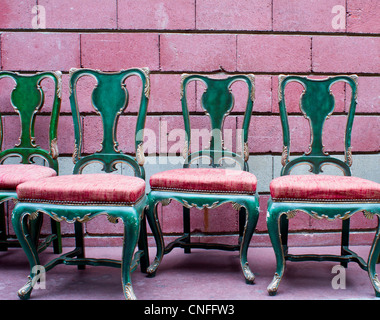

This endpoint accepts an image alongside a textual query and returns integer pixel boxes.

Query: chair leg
[267,210,286,296]
[341,218,350,268]
[367,216,380,297]
[138,209,149,273]
[145,199,164,277]
[239,200,259,284]
[0,202,7,251]
[74,221,85,270]
[121,210,140,300]
[183,206,191,254]
[11,205,41,300]
[50,219,62,254]
[238,207,246,245]
[279,214,289,255]
[29,210,43,249]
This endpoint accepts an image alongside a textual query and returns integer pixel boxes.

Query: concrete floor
[0,245,379,301]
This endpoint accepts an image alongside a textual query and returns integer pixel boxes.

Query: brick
[161,201,239,234]
[321,115,346,153]
[196,0,272,31]
[0,76,18,113]
[149,74,196,113]
[38,74,69,113]
[240,115,283,153]
[2,116,22,150]
[160,34,236,72]
[350,77,380,113]
[252,76,272,113]
[202,204,238,233]
[81,33,159,71]
[272,76,346,114]
[86,215,124,235]
[0,0,35,29]
[237,35,312,73]
[56,116,75,155]
[1,32,80,71]
[118,116,159,154]
[118,0,195,30]
[312,36,380,73]
[309,212,378,231]
[347,0,380,33]
[257,195,269,232]
[82,115,156,155]
[273,0,346,32]
[287,116,313,153]
[1,114,74,155]
[159,115,239,156]
[160,115,188,155]
[0,111,74,156]
[351,116,380,152]
[38,0,117,29]
[2,115,51,151]
[343,212,378,230]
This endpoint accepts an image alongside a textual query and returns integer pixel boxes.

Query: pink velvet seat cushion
[149,168,257,194]
[17,174,146,205]
[270,175,380,201]
[0,164,57,190]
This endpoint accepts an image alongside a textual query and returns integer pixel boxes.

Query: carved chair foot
[124,282,137,300]
[267,272,282,296]
[242,262,255,284]
[147,257,160,277]
[17,276,34,300]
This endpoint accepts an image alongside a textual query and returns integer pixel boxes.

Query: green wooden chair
[0,71,62,253]
[267,75,380,297]
[146,73,260,284]
[12,68,150,300]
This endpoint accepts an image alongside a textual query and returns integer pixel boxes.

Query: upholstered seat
[270,175,380,202]
[150,168,257,195]
[0,164,57,190]
[17,174,146,205]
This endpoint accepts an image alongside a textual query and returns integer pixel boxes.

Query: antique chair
[0,71,62,253]
[12,68,150,300]
[267,75,380,297]
[146,73,260,284]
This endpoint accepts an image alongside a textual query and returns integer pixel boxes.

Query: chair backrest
[181,73,255,171]
[69,68,150,179]
[278,75,358,176]
[0,71,62,172]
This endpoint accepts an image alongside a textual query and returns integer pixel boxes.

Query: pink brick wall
[1,0,379,247]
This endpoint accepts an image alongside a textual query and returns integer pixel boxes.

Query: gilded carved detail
[50,137,59,160]
[345,146,353,167]
[136,142,145,166]
[141,67,150,99]
[182,199,220,210]
[124,282,136,300]
[281,145,288,167]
